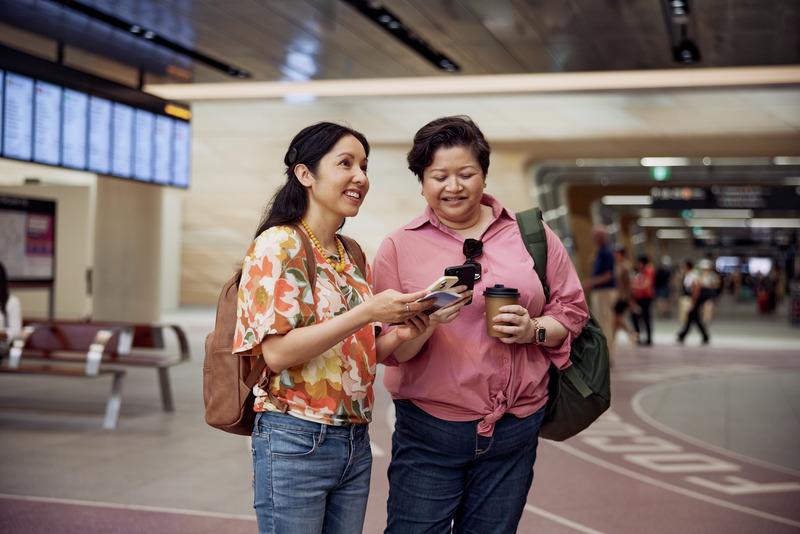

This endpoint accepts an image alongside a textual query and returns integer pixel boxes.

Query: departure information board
[153,114,173,185]
[111,103,133,177]
[173,120,191,188]
[88,95,112,174]
[33,80,62,165]
[62,89,88,169]
[134,109,154,181]
[0,68,190,188]
[0,71,4,154]
[2,72,34,161]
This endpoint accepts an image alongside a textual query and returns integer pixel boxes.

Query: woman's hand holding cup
[491,304,536,344]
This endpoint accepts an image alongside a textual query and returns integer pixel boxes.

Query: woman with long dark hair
[232,122,435,534]
[0,262,22,342]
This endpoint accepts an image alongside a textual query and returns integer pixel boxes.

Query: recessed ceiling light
[602,195,653,206]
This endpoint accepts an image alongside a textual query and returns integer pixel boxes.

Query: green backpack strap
[516,208,550,303]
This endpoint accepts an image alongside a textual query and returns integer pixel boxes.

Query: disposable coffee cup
[484,284,520,338]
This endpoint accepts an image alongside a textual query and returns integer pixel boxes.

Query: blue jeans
[386,400,546,534]
[251,411,372,534]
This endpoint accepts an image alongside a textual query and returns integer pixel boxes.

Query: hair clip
[287,146,298,165]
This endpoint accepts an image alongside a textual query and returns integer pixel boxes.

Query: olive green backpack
[516,208,611,441]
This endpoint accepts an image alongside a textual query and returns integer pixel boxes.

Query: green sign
[650,166,671,181]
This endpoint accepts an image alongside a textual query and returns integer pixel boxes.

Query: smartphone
[416,291,465,313]
[424,275,459,293]
[444,264,478,290]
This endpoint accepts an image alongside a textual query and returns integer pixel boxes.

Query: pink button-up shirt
[373,194,589,436]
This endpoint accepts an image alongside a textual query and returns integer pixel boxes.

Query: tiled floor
[0,297,798,533]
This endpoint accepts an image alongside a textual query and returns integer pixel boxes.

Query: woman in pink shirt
[373,116,589,533]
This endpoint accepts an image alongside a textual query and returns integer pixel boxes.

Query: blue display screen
[0,68,190,188]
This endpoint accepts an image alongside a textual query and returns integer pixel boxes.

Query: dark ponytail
[252,122,370,239]
[0,262,8,314]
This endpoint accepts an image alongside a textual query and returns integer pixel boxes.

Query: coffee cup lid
[483,284,520,297]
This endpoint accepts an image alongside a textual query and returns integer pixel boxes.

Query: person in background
[0,262,22,342]
[677,258,716,344]
[630,254,655,346]
[232,122,434,534]
[699,258,722,324]
[654,256,673,318]
[585,226,617,356]
[677,259,695,325]
[373,115,589,533]
[612,247,637,347]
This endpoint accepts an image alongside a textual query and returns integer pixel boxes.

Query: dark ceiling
[1,0,799,83]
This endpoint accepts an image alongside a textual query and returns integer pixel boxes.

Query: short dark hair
[407,116,490,182]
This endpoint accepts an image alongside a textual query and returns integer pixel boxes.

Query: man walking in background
[585,226,618,361]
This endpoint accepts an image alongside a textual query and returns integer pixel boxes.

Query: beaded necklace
[300,219,346,273]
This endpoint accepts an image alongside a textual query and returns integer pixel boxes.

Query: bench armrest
[164,324,191,362]
[86,329,116,376]
[8,326,36,369]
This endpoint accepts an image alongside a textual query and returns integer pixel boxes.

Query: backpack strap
[293,225,318,292]
[338,234,368,278]
[516,208,550,303]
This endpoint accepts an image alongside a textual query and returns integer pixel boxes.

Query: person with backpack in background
[630,254,655,346]
[677,259,695,325]
[677,258,717,344]
[372,116,589,533]
[231,122,442,534]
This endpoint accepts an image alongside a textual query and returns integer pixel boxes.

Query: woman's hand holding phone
[394,314,431,341]
[427,286,472,327]
[367,289,433,324]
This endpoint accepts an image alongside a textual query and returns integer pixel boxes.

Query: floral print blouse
[232,225,376,426]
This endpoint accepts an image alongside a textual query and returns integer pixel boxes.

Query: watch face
[536,328,546,343]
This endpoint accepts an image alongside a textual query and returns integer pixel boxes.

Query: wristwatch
[531,317,546,345]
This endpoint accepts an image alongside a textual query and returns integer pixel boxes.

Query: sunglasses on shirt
[463,238,483,282]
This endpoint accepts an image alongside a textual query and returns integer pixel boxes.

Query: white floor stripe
[0,493,256,521]
[524,504,605,534]
[550,442,800,528]
[630,380,800,477]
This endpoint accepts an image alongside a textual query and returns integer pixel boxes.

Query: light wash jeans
[252,411,372,534]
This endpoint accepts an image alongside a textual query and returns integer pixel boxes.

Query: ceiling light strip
[601,195,653,206]
[146,66,800,101]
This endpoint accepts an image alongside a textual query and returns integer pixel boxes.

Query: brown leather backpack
[203,228,367,435]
